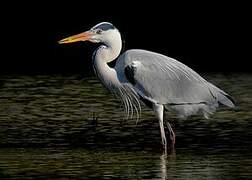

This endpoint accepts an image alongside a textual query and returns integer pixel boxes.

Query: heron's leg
[166,121,176,149]
[153,103,167,154]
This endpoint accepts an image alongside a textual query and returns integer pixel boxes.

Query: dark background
[1,1,251,75]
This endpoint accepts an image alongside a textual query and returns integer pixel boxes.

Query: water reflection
[0,73,251,179]
[160,154,167,180]
[0,148,251,179]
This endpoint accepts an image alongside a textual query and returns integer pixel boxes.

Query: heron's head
[58,22,120,45]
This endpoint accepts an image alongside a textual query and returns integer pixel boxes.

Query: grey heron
[59,22,235,153]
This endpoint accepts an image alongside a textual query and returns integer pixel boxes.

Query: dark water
[0,73,251,179]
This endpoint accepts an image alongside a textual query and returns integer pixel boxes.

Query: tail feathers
[207,82,235,108]
[217,92,235,108]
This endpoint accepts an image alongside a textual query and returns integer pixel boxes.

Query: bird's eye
[96,29,102,34]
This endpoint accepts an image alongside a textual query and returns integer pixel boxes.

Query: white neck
[92,31,122,90]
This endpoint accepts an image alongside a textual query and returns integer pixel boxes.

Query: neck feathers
[92,31,122,91]
[96,30,122,63]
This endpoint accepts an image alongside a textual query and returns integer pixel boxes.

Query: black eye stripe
[93,23,115,31]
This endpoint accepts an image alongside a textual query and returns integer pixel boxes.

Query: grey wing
[116,49,234,118]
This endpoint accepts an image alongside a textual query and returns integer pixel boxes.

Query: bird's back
[115,49,234,118]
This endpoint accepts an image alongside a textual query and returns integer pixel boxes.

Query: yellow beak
[58,31,95,44]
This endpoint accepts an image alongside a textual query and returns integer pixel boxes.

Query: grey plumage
[116,49,234,118]
[59,22,235,153]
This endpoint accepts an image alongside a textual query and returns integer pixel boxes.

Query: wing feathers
[115,49,234,118]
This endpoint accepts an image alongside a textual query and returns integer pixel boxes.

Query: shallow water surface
[0,73,251,179]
